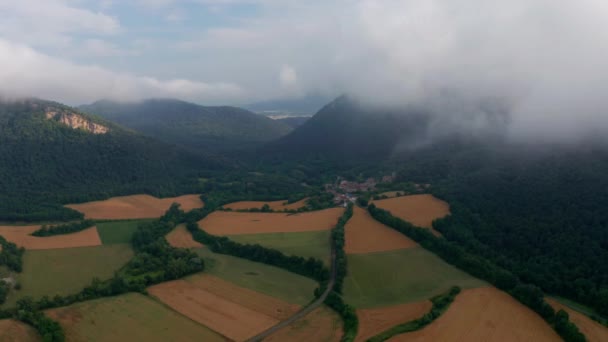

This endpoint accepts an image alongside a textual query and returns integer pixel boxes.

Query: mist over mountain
[80,99,292,152]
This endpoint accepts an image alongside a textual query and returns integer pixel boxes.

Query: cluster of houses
[325,173,396,206]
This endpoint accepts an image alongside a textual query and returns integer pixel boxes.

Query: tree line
[368,204,587,342]
[31,220,95,237]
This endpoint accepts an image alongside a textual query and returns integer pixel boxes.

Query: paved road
[245,237,338,342]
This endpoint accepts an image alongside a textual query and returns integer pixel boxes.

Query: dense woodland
[0,100,222,222]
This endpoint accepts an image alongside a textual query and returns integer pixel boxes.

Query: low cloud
[0,39,243,105]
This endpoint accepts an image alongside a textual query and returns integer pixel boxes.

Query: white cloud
[0,39,243,105]
[279,65,297,87]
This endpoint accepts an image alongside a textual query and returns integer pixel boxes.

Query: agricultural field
[547,298,608,342]
[0,225,101,250]
[198,208,343,235]
[0,319,40,342]
[355,301,432,342]
[345,206,417,254]
[223,198,309,211]
[46,293,225,342]
[165,224,203,248]
[66,194,204,220]
[373,194,450,235]
[2,244,133,308]
[194,247,318,305]
[149,274,300,341]
[229,230,331,264]
[266,306,343,342]
[96,219,152,244]
[389,287,560,342]
[343,247,486,308]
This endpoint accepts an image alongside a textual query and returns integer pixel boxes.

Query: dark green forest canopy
[0,99,225,221]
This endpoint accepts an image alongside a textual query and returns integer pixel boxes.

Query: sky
[1,0,608,142]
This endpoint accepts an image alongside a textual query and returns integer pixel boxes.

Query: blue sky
[1,0,608,142]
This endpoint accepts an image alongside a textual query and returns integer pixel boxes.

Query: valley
[0,96,606,342]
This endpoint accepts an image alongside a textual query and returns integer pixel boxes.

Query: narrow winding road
[245,237,338,342]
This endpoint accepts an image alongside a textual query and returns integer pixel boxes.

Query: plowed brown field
[373,194,449,236]
[66,194,203,220]
[148,274,300,341]
[0,319,40,342]
[165,224,203,248]
[198,208,343,235]
[224,198,309,211]
[547,298,608,342]
[356,301,432,342]
[0,225,101,250]
[266,306,343,342]
[345,207,417,254]
[389,287,560,342]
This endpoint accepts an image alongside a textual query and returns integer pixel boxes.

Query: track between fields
[245,236,338,342]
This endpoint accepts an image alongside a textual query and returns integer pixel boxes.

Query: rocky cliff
[45,108,108,134]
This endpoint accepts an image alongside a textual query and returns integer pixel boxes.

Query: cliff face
[45,109,108,134]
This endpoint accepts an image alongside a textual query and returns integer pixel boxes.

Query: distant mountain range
[245,93,333,116]
[80,99,292,152]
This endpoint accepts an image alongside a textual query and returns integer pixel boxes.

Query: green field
[96,219,152,244]
[2,244,133,308]
[343,247,487,308]
[47,293,224,342]
[194,247,318,305]
[229,230,331,265]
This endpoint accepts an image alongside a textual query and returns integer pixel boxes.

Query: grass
[343,247,487,308]
[228,230,331,265]
[47,292,224,342]
[95,219,152,244]
[2,244,133,308]
[194,247,318,305]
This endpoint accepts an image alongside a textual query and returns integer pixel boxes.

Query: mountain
[265,95,429,159]
[245,93,332,115]
[80,99,292,152]
[0,98,224,221]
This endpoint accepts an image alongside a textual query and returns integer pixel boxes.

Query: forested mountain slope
[265,96,429,159]
[80,99,292,152]
[0,99,223,221]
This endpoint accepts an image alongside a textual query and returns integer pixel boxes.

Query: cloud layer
[1,0,608,142]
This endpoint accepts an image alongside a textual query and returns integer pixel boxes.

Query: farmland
[389,287,560,342]
[198,208,343,235]
[266,306,343,342]
[0,319,40,342]
[0,225,101,250]
[149,274,300,341]
[547,298,608,342]
[223,198,309,211]
[194,247,318,305]
[66,194,204,220]
[355,301,432,342]
[96,219,153,244]
[373,194,449,235]
[345,206,417,254]
[46,293,225,342]
[343,247,486,308]
[2,244,133,308]
[165,224,204,248]
[229,230,331,264]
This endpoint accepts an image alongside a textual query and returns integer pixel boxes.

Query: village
[325,173,396,206]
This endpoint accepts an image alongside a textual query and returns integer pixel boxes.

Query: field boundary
[367,204,586,342]
[366,286,461,342]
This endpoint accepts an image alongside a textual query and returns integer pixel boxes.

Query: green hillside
[80,99,292,152]
[0,99,224,221]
